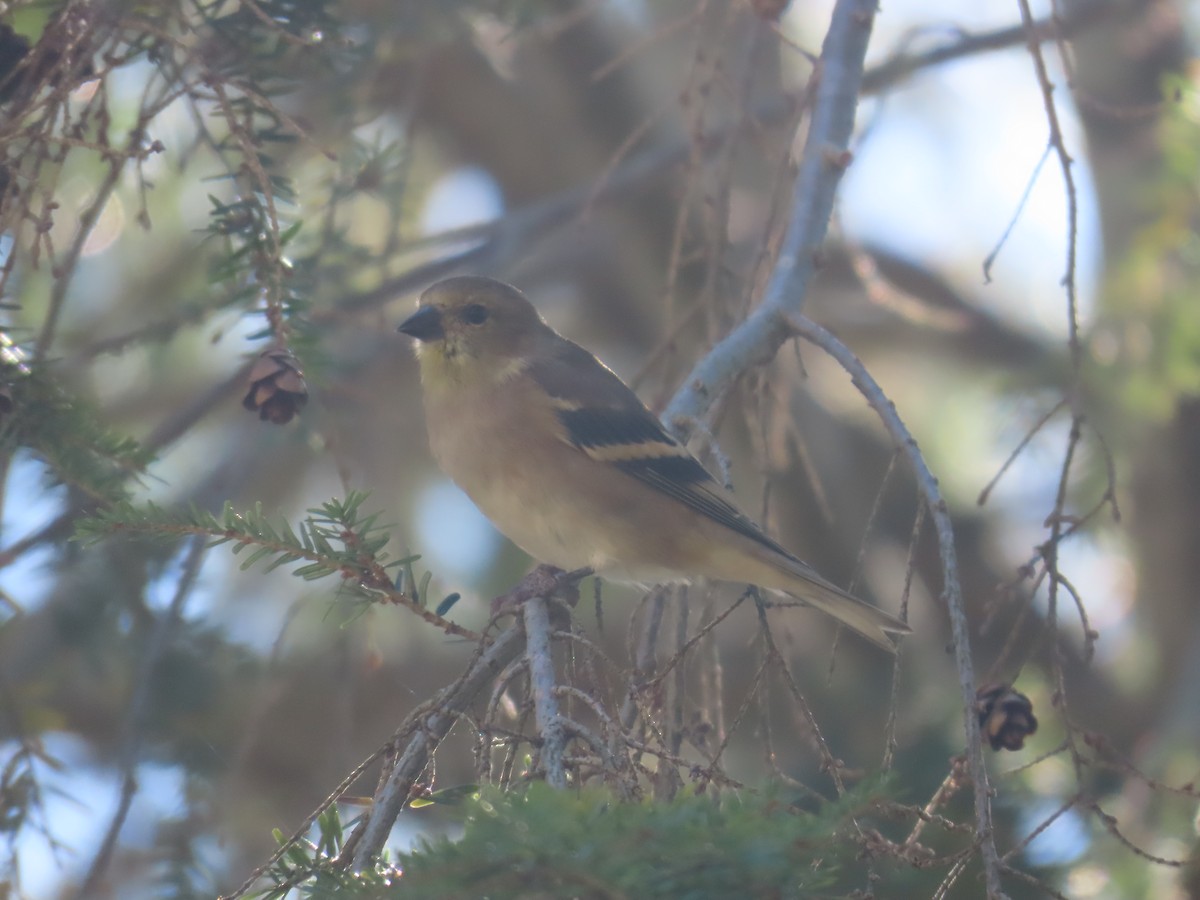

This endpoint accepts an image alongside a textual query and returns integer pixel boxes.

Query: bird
[397,275,911,651]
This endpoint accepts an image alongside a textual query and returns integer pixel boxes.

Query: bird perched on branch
[398,275,910,651]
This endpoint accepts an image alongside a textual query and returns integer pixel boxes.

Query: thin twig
[860,0,1121,95]
[75,536,207,898]
[620,588,668,732]
[346,618,532,869]
[788,315,1006,898]
[330,1,1107,322]
[977,399,1067,506]
[982,145,1052,283]
[752,593,845,794]
[663,0,877,432]
[1017,0,1081,369]
[220,744,389,900]
[34,157,125,360]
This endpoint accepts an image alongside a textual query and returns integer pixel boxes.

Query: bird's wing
[528,339,797,562]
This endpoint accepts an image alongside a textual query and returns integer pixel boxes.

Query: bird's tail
[776,570,911,653]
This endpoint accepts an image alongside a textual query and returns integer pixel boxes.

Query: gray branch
[788,315,1005,899]
[523,597,568,789]
[349,624,526,869]
[653,0,1005,893]
[662,0,877,433]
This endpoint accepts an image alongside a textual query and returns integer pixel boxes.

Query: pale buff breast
[422,377,600,571]
[423,375,700,581]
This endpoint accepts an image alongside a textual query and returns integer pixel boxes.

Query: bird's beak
[397,306,444,341]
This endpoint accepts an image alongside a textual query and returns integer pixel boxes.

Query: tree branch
[523,597,568,789]
[325,0,1116,320]
[647,0,1006,891]
[788,315,1005,899]
[348,624,527,869]
[75,536,207,898]
[661,0,875,432]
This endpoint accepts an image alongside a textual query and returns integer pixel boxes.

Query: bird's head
[398,276,548,386]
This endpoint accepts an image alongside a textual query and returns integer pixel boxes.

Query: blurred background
[0,0,1197,896]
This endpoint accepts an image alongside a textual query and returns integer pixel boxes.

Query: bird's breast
[423,378,594,570]
[421,375,725,583]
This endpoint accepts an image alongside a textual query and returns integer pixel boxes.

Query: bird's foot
[489,564,590,618]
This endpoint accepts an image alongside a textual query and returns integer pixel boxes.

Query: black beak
[397,306,444,341]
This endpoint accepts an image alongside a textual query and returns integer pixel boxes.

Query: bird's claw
[489,564,588,617]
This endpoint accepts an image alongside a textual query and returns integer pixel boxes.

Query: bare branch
[788,314,1006,898]
[76,536,207,898]
[523,597,568,789]
[348,625,526,869]
[662,0,876,433]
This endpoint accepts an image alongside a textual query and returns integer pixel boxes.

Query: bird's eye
[462,303,489,325]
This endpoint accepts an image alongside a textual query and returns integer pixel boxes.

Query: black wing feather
[530,340,797,560]
[614,454,790,553]
[556,406,669,450]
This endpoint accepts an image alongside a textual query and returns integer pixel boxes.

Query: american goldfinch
[398,276,911,651]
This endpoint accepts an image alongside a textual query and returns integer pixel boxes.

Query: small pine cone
[976,684,1038,751]
[242,348,308,425]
